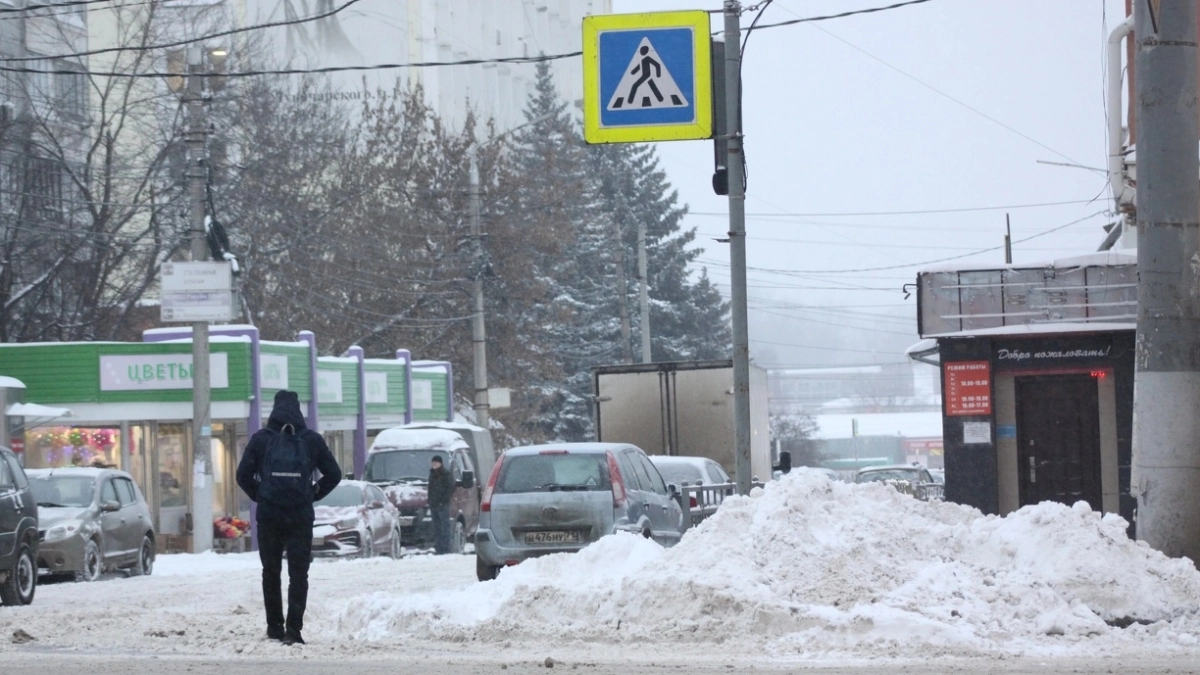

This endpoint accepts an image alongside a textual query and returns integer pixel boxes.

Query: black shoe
[266,625,285,641]
[282,631,305,646]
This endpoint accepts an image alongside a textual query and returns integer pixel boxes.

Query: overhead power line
[1,0,365,63]
[2,0,940,78]
[0,51,581,78]
[747,0,936,30]
[733,210,1107,275]
[0,0,113,12]
[689,198,1101,218]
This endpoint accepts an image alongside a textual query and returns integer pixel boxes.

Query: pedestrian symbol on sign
[607,37,688,111]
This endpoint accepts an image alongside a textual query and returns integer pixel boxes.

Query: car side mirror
[461,471,475,489]
[667,483,680,497]
[370,500,385,510]
[101,500,120,512]
[774,451,792,475]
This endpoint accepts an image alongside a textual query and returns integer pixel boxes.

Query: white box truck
[591,360,772,481]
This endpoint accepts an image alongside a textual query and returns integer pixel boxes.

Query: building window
[26,155,63,220]
[54,62,87,120]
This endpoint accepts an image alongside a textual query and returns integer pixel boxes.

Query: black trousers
[430,503,451,554]
[257,517,313,634]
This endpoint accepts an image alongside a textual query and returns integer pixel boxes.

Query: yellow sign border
[583,10,713,144]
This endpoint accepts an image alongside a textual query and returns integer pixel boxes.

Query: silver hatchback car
[474,443,684,581]
[27,468,156,581]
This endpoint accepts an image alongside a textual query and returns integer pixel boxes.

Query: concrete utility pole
[1131,0,1200,562]
[723,1,752,495]
[468,151,490,432]
[186,46,214,554]
[637,220,652,363]
[613,216,633,363]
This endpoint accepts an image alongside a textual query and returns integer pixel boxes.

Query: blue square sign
[583,11,713,144]
[599,28,697,127]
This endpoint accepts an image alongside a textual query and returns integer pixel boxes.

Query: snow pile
[338,470,1200,656]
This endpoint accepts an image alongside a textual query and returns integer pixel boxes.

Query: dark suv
[364,429,479,553]
[0,447,37,605]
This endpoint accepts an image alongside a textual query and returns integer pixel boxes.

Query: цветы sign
[100,353,230,391]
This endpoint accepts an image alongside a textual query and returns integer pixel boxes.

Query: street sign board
[161,291,235,323]
[161,261,232,293]
[583,11,712,144]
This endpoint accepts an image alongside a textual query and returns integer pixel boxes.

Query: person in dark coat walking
[236,390,341,646]
[427,455,454,554]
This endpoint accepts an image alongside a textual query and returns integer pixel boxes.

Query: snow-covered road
[0,549,475,659]
[1,471,1199,670]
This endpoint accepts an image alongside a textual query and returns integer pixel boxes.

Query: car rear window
[857,469,920,484]
[496,454,611,493]
[653,462,704,486]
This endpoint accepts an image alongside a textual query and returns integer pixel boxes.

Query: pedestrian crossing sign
[583,11,712,144]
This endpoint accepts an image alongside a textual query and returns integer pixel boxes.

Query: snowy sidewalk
[3,471,1200,664]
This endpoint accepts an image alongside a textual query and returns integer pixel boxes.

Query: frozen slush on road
[340,470,1200,658]
[4,471,1200,663]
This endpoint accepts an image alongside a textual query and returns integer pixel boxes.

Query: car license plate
[397,516,414,527]
[524,530,580,545]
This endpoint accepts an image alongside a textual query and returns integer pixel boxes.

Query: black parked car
[0,447,38,605]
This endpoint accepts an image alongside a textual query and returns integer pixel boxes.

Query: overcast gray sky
[609,0,1128,369]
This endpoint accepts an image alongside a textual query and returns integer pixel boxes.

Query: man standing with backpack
[237,390,341,646]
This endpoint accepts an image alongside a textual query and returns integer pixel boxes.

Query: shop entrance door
[1015,374,1102,511]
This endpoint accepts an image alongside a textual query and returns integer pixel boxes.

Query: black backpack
[257,424,315,508]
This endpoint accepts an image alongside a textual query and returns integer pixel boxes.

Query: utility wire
[737,210,1107,275]
[689,198,1100,218]
[0,51,582,78]
[741,0,936,31]
[0,0,112,13]
[0,0,939,78]
[1,0,365,63]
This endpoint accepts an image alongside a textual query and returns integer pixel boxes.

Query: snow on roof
[152,335,253,344]
[0,375,25,389]
[505,442,638,456]
[812,412,943,440]
[919,249,1137,274]
[928,322,1136,340]
[402,421,484,433]
[7,402,71,418]
[769,365,884,376]
[144,324,259,337]
[364,358,407,367]
[261,340,310,349]
[26,467,111,477]
[369,428,468,453]
[905,339,938,356]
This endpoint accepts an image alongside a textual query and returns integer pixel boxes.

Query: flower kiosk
[0,326,450,552]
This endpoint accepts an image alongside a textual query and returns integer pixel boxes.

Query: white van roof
[370,428,469,454]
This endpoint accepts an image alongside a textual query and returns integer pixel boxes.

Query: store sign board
[944,360,991,416]
[412,380,434,410]
[963,421,992,444]
[100,353,230,391]
[317,370,343,404]
[260,354,289,391]
[161,291,236,322]
[365,372,388,404]
[161,261,232,292]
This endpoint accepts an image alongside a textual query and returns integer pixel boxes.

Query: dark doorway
[1015,374,1102,510]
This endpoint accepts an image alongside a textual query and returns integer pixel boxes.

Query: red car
[312,480,404,559]
[364,429,479,553]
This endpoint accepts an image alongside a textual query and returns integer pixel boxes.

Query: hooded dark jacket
[237,390,342,523]
[427,464,454,508]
